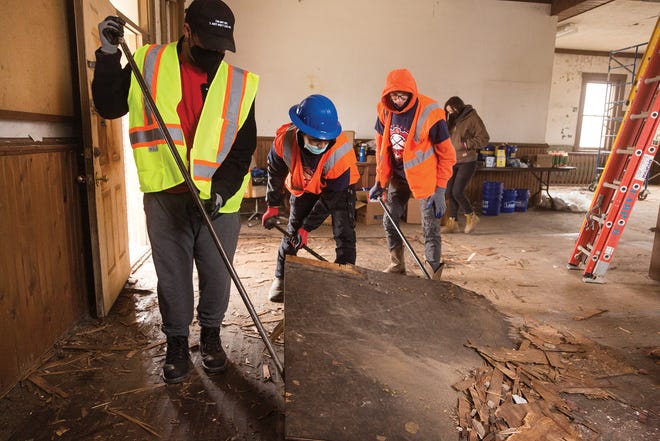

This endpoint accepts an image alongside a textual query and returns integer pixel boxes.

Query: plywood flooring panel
[284,256,514,441]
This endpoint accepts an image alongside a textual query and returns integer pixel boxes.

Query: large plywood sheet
[284,256,514,441]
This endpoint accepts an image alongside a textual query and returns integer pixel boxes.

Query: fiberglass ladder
[568,19,660,283]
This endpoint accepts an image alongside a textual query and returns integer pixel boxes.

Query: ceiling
[552,0,659,53]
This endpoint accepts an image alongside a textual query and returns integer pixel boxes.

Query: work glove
[290,227,309,250]
[368,182,384,201]
[98,16,125,54]
[262,206,279,229]
[425,187,446,219]
[203,193,223,221]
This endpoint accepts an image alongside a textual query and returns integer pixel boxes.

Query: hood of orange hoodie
[381,68,418,114]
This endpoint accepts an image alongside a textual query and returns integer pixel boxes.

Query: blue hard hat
[288,94,342,140]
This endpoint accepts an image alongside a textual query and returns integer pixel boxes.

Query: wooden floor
[0,186,658,441]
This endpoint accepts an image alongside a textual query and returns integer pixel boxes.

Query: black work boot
[200,327,228,373]
[163,335,191,384]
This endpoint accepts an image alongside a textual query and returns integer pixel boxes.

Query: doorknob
[76,175,87,184]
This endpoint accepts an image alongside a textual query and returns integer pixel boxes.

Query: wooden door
[73,0,131,316]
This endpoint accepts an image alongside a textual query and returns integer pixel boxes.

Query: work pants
[274,189,356,279]
[144,191,240,337]
[446,161,478,218]
[383,178,442,270]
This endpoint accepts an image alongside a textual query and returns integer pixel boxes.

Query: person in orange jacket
[369,69,456,279]
[261,95,359,302]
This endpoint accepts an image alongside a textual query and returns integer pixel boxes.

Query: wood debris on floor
[455,322,639,441]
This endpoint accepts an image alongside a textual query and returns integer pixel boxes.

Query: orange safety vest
[375,95,451,199]
[273,124,359,197]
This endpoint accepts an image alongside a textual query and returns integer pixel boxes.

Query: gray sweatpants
[383,179,442,270]
[143,191,240,337]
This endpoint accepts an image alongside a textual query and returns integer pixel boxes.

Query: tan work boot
[441,217,459,234]
[464,213,480,234]
[424,261,444,280]
[384,246,406,274]
[268,278,284,303]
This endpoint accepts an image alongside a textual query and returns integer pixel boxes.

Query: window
[575,73,627,151]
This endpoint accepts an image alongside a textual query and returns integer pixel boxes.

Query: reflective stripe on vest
[191,65,250,182]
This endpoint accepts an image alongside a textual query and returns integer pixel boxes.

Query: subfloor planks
[283,256,514,441]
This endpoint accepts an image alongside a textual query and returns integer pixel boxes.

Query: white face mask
[303,143,327,154]
[302,135,329,155]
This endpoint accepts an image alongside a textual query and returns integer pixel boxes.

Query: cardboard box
[406,198,422,224]
[535,154,553,168]
[357,200,384,225]
[356,190,369,202]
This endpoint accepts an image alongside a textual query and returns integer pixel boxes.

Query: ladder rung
[616,147,635,155]
[588,213,606,225]
[630,111,650,120]
[602,182,619,190]
[644,75,660,84]
[577,245,592,255]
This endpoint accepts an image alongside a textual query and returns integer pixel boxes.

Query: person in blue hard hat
[261,94,360,302]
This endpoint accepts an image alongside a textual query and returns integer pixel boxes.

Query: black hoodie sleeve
[91,49,132,119]
[265,146,289,208]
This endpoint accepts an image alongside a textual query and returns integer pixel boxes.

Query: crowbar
[112,33,285,379]
[377,199,431,279]
[272,224,327,262]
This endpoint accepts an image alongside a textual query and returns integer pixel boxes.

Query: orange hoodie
[375,69,456,198]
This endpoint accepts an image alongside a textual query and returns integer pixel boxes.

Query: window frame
[574,72,628,152]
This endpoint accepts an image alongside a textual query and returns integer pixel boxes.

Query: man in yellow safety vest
[92,0,258,384]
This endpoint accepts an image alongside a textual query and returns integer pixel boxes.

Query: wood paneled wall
[254,137,274,169]
[465,145,606,208]
[0,141,88,398]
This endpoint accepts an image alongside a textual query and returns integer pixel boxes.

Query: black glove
[204,193,223,221]
[289,228,309,250]
[98,16,125,54]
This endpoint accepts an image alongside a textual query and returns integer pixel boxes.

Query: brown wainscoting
[0,141,89,398]
[254,137,275,169]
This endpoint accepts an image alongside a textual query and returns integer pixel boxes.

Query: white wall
[545,53,612,149]
[222,0,556,142]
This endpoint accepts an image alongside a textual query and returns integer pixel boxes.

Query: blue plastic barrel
[482,181,503,216]
[501,189,517,213]
[515,188,530,212]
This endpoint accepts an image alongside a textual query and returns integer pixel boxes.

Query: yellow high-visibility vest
[127,42,259,212]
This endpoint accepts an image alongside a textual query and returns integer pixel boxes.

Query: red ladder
[568,20,660,283]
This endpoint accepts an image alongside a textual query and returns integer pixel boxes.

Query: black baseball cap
[185,0,236,52]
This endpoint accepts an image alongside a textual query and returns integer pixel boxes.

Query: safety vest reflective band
[274,124,358,196]
[127,42,259,210]
[375,95,445,199]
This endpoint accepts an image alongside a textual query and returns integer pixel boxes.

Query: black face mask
[190,45,224,73]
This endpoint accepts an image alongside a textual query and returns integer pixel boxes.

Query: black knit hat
[185,0,236,52]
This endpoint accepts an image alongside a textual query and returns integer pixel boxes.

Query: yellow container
[496,146,507,167]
